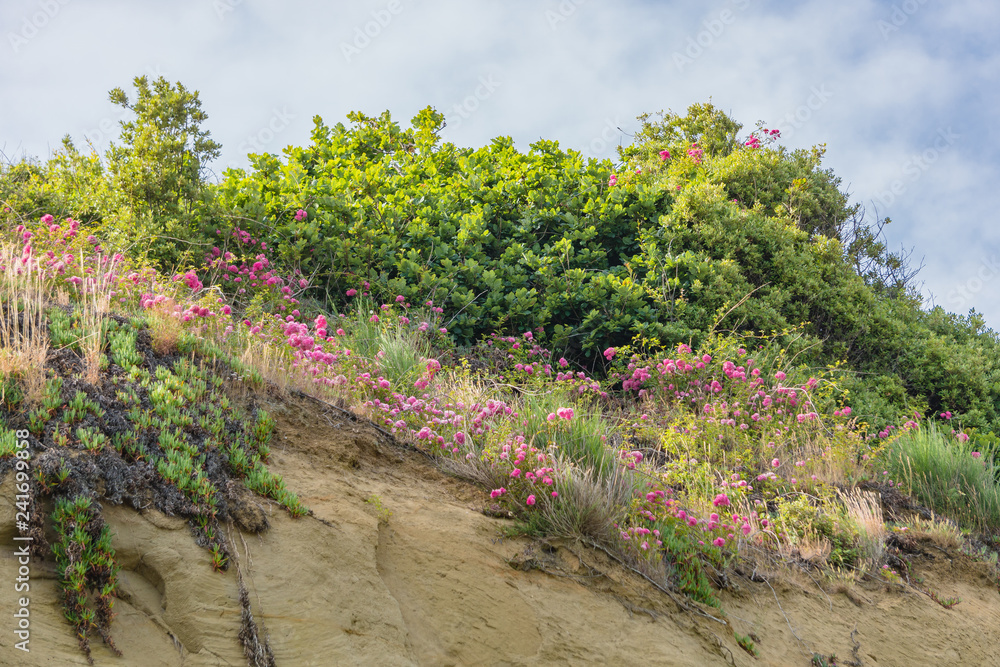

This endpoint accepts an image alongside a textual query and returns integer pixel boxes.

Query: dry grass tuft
[907,514,963,550]
[0,244,49,404]
[76,271,111,386]
[840,488,887,564]
[147,298,183,356]
[539,463,634,543]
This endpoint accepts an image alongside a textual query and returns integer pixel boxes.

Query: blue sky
[2,0,998,327]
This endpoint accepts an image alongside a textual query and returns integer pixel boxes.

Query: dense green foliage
[3,80,1000,435]
[214,103,1000,434]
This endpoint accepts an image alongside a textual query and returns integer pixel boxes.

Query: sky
[2,0,998,327]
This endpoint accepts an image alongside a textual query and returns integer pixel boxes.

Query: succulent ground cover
[0,288,304,662]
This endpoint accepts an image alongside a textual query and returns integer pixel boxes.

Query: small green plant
[366,494,392,524]
[735,633,757,657]
[209,543,228,572]
[924,588,961,609]
[47,307,80,351]
[109,327,143,370]
[28,408,48,436]
[0,427,17,457]
[75,426,108,453]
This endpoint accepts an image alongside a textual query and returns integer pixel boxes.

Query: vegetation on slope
[3,76,1000,661]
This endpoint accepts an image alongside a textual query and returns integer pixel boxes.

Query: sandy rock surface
[2,396,1000,666]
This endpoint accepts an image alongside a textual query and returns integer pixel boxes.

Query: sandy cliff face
[3,396,1000,666]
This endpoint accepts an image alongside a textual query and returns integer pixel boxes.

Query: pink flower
[712,493,730,508]
[551,491,559,498]
[658,149,670,160]
[336,328,346,336]
[712,537,725,547]
[603,347,616,360]
[294,209,308,221]
[490,487,506,498]
[547,413,558,422]
[771,458,780,468]
[40,214,54,224]
[346,288,357,297]
[454,432,466,445]
[556,407,574,421]
[369,314,379,323]
[608,174,618,186]
[221,305,232,315]
[972,451,982,459]
[526,495,536,506]
[774,371,786,381]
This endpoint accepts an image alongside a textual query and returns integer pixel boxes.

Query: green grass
[884,424,1000,533]
[341,297,432,389]
[520,393,616,478]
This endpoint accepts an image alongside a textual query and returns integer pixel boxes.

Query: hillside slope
[3,394,999,666]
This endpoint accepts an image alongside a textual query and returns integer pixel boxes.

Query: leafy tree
[106,76,221,267]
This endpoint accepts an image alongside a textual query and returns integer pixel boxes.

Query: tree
[106,76,221,266]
